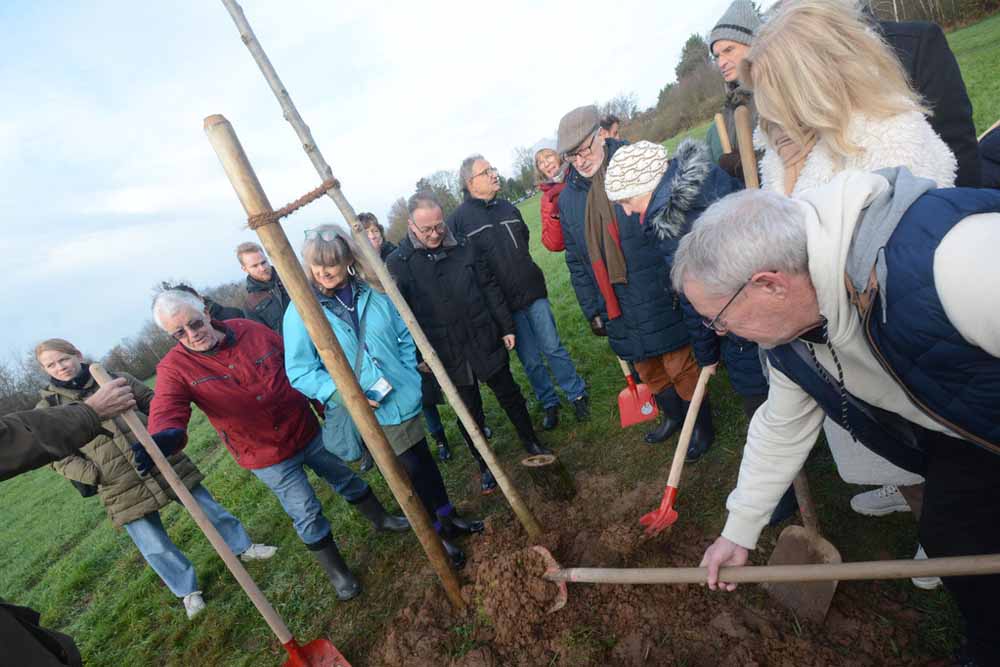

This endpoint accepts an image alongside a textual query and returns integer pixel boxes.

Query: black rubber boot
[441,537,467,569]
[541,405,559,430]
[522,438,553,456]
[644,387,684,444]
[685,396,715,463]
[358,444,374,473]
[480,464,498,495]
[439,513,485,539]
[573,395,591,421]
[352,490,410,533]
[308,536,361,601]
[433,432,452,462]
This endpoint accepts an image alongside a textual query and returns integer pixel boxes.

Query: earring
[348,264,357,277]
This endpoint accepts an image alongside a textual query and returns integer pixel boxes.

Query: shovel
[734,105,760,189]
[763,470,842,622]
[617,357,658,428]
[639,366,714,536]
[531,544,1000,615]
[91,365,351,667]
[714,113,733,154]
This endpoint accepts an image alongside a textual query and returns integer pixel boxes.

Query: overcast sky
[2,0,754,362]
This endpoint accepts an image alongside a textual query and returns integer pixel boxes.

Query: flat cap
[557,105,600,156]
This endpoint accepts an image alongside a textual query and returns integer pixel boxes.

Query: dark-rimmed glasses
[472,165,498,180]
[171,318,208,341]
[702,279,751,333]
[411,220,447,236]
[563,129,600,161]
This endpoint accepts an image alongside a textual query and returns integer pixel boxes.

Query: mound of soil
[374,473,936,666]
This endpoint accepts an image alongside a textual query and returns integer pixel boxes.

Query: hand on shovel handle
[640,365,715,536]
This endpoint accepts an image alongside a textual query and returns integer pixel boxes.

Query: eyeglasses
[701,279,751,333]
[305,228,340,242]
[712,44,740,63]
[411,220,447,236]
[563,130,600,161]
[472,166,498,180]
[170,318,208,341]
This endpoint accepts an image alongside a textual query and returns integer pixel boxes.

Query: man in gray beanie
[705,0,761,184]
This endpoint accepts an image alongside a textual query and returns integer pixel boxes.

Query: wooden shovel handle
[90,364,293,644]
[546,553,1000,585]
[617,357,632,381]
[791,470,821,534]
[665,366,715,489]
[734,106,759,189]
[714,113,732,154]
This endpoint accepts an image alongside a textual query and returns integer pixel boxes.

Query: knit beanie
[709,0,761,50]
[604,141,669,202]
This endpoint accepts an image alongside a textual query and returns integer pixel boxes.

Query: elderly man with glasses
[448,153,589,432]
[147,290,410,602]
[675,169,1000,666]
[387,192,551,495]
[555,105,711,455]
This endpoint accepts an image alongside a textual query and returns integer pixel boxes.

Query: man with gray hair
[387,192,552,495]
[449,154,589,431]
[675,169,1000,665]
[148,290,410,602]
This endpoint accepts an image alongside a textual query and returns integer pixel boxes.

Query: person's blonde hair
[301,225,383,292]
[742,0,926,159]
[534,148,562,185]
[35,338,82,362]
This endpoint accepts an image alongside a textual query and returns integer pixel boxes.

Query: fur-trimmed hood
[646,139,716,240]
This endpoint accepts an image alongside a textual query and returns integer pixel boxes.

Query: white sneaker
[183,591,206,619]
[911,545,943,590]
[850,485,910,516]
[239,543,277,561]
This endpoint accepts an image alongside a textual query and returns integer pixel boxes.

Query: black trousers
[918,431,1000,663]
[455,365,536,461]
[396,439,450,518]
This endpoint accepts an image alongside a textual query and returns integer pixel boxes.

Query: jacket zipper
[861,302,1000,456]
[500,220,519,249]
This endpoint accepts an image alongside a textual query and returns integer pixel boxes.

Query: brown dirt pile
[374,473,937,666]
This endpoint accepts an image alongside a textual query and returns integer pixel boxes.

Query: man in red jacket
[147,290,409,601]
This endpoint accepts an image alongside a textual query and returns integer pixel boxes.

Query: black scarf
[51,363,92,391]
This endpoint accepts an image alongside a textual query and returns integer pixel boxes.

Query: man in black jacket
[449,155,588,431]
[237,242,292,334]
[387,193,551,494]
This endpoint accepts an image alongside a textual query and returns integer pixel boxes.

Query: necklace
[332,285,355,312]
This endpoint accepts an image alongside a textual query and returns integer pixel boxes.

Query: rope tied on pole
[246,177,339,229]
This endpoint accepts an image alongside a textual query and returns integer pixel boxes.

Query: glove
[718,151,743,178]
[590,316,608,337]
[131,429,188,475]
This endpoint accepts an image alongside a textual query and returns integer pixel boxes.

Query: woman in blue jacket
[283,226,482,568]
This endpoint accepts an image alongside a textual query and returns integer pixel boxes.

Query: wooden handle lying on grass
[734,105,759,189]
[90,364,294,644]
[545,553,1000,585]
[715,113,732,154]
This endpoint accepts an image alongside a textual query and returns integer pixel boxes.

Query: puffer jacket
[559,139,689,362]
[40,372,203,528]
[539,181,566,251]
[387,232,514,383]
[645,140,767,397]
[448,193,547,313]
[244,270,292,334]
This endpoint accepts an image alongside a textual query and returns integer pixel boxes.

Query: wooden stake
[217,0,542,539]
[203,115,465,611]
[734,105,759,189]
[714,113,732,154]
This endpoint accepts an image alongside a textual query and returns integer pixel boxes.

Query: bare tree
[385,197,409,244]
[599,93,640,123]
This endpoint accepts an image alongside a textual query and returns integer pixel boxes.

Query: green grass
[663,119,714,154]
[3,12,997,665]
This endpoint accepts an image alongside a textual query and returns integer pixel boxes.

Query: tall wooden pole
[204,115,465,611]
[217,0,542,539]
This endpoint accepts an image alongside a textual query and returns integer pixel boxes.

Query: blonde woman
[742,0,955,584]
[535,148,568,252]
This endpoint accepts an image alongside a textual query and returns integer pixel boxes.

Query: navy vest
[769,187,1000,465]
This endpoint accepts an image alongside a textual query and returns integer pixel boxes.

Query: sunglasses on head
[304,228,340,242]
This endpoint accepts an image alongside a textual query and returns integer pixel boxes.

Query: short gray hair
[670,189,810,296]
[152,290,206,329]
[459,153,485,192]
[407,191,442,216]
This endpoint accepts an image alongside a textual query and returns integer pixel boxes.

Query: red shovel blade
[283,638,352,667]
[619,377,659,428]
[639,486,679,537]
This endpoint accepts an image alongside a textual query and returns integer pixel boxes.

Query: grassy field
[2,12,996,667]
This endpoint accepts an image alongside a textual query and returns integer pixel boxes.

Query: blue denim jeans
[423,404,444,437]
[251,431,369,546]
[124,484,251,597]
[512,298,586,409]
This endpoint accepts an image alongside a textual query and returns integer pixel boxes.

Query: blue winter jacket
[644,140,768,397]
[283,281,422,427]
[557,139,689,362]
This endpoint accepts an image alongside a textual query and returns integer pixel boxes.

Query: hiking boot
[911,544,943,590]
[850,485,910,516]
[440,513,486,539]
[239,543,278,561]
[685,396,715,462]
[541,405,560,430]
[434,432,452,462]
[645,387,684,444]
[358,445,374,474]
[183,591,206,619]
[573,395,591,421]
[522,439,553,457]
[480,468,498,495]
[308,536,361,601]
[353,491,410,533]
[441,537,467,569]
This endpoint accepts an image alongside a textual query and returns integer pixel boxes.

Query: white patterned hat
[604,141,669,202]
